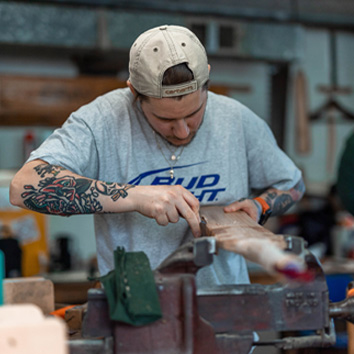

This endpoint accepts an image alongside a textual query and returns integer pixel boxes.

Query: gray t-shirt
[29,88,301,290]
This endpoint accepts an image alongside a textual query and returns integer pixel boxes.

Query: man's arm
[10,160,201,236]
[224,177,305,223]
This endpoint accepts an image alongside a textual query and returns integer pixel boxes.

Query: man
[10,25,304,290]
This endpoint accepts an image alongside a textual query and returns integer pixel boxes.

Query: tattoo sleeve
[262,178,305,216]
[21,164,135,216]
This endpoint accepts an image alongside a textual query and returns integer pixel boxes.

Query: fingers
[182,190,200,216]
[159,186,200,237]
[223,198,247,213]
[224,203,242,212]
[136,185,200,236]
[166,208,180,224]
[176,203,201,238]
[176,188,201,237]
[224,198,260,222]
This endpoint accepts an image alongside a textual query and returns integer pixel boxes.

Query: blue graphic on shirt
[128,162,226,202]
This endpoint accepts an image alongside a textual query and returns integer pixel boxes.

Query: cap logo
[162,81,198,97]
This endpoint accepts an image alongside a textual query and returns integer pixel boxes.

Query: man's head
[128,25,209,99]
[127,25,210,146]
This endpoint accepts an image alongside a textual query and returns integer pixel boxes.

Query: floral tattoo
[21,164,134,216]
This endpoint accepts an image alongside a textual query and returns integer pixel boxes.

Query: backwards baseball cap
[129,25,209,98]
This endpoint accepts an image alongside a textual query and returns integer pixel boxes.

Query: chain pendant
[153,130,183,181]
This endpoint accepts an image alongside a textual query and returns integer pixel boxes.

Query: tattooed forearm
[291,178,306,199]
[95,181,135,201]
[267,194,294,215]
[35,164,65,177]
[21,164,135,216]
[263,178,305,216]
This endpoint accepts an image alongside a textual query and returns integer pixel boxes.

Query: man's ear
[208,64,211,73]
[126,80,137,96]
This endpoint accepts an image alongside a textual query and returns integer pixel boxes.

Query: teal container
[0,249,4,305]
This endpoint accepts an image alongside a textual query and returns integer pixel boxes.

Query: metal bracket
[194,237,216,266]
[283,235,307,255]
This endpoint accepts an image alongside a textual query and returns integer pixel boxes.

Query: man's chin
[166,134,195,146]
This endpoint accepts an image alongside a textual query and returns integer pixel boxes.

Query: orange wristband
[253,197,272,225]
[253,197,270,213]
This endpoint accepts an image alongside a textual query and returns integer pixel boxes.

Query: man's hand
[224,178,306,224]
[129,185,201,237]
[224,198,261,223]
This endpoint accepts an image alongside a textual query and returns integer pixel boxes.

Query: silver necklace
[153,131,185,179]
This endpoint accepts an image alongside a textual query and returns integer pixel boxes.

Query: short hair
[134,63,209,103]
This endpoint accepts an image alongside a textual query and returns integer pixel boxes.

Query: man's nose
[173,119,190,139]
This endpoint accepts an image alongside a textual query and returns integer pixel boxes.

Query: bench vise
[69,236,354,354]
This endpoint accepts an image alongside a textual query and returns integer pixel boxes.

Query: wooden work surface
[200,205,287,248]
[199,206,305,277]
[44,271,98,305]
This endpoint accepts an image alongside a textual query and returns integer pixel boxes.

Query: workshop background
[0,1,354,353]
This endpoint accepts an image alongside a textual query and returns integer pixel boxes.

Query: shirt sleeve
[241,105,302,191]
[27,105,99,179]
